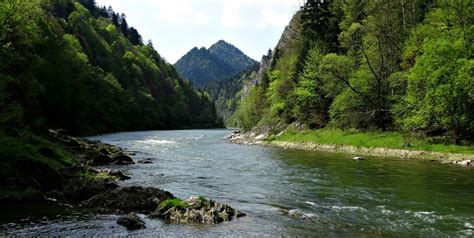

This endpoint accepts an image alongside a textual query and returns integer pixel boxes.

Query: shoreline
[228,131,474,166]
[0,129,245,229]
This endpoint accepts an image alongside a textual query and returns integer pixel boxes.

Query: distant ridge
[174,40,258,87]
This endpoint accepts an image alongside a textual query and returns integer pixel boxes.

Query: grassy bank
[0,132,77,180]
[268,128,474,160]
[0,131,79,201]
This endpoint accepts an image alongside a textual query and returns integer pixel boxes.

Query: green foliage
[78,171,115,181]
[404,26,473,143]
[236,0,473,145]
[158,198,189,211]
[293,47,328,127]
[265,12,306,124]
[234,86,267,131]
[0,0,220,135]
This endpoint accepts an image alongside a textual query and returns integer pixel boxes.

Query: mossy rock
[81,186,174,212]
[154,196,246,224]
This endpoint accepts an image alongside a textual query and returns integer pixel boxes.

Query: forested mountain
[235,0,473,145]
[205,63,260,125]
[174,40,257,87]
[0,0,221,135]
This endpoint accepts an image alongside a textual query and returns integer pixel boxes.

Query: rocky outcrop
[152,196,246,224]
[62,177,118,202]
[444,160,473,167]
[3,129,246,228]
[47,129,134,166]
[81,186,174,213]
[117,213,146,230]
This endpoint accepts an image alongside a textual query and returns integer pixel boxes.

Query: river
[1,129,473,236]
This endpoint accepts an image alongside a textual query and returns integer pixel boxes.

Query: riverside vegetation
[227,0,473,159]
[0,0,242,229]
[0,0,473,233]
[0,129,245,228]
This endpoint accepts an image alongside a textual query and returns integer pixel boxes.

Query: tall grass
[275,128,474,154]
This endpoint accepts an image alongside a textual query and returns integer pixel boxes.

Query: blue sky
[95,0,301,63]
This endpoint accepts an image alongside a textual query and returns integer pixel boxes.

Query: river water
[2,129,474,236]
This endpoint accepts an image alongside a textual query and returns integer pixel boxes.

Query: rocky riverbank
[0,129,245,230]
[227,130,473,167]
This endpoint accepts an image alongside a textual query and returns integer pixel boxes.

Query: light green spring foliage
[234,86,267,131]
[0,0,220,134]
[404,2,474,143]
[235,0,473,144]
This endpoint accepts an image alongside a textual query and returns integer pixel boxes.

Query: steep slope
[208,40,257,72]
[205,63,260,125]
[233,11,305,131]
[0,0,221,135]
[234,0,473,144]
[174,40,257,87]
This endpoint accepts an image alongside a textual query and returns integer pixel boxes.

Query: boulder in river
[113,154,135,165]
[62,177,118,202]
[454,160,472,166]
[152,196,246,224]
[82,186,174,213]
[352,156,364,161]
[117,213,146,230]
[137,159,153,164]
[255,134,267,141]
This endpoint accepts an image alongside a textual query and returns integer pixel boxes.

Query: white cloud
[154,1,210,25]
[219,0,299,29]
[95,0,301,62]
[259,9,295,28]
[221,2,244,27]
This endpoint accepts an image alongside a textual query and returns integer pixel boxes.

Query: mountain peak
[216,39,228,44]
[211,40,231,47]
[174,40,258,87]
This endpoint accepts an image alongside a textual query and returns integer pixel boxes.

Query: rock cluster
[443,160,473,167]
[152,196,246,224]
[48,129,135,166]
[4,129,246,229]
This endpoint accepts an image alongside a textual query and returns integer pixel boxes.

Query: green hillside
[0,0,221,135]
[235,0,473,146]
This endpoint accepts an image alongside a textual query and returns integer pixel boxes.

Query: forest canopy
[235,0,473,145]
[0,0,221,135]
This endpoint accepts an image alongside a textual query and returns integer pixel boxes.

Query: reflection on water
[1,129,473,236]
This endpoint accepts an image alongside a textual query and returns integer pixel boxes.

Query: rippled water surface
[2,129,474,236]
